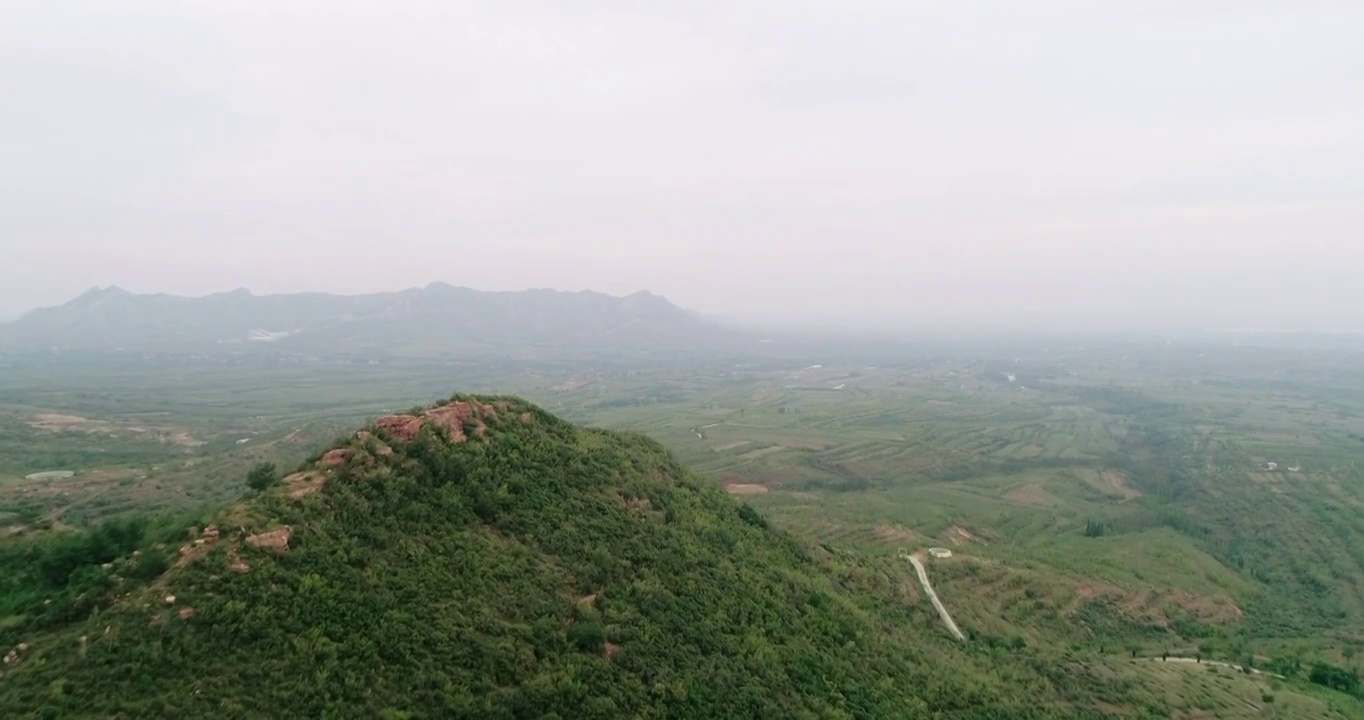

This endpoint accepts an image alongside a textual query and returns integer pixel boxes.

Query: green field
[4,338,1364,715]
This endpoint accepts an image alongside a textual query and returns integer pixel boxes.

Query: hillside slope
[1,397,1163,718]
[0,285,740,358]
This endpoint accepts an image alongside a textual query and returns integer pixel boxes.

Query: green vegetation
[3,335,1364,717]
[2,396,1151,718]
[0,515,190,645]
[245,462,279,491]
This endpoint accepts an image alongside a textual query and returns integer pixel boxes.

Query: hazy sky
[4,1,1362,330]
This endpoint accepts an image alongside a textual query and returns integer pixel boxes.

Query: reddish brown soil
[246,527,293,552]
[373,401,497,442]
[319,449,350,468]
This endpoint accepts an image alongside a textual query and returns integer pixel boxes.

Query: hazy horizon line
[6,282,1362,338]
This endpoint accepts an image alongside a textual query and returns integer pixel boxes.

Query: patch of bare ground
[1002,483,1055,507]
[941,525,976,546]
[27,413,204,446]
[874,524,916,543]
[1077,469,1142,502]
[246,526,293,552]
[27,413,92,430]
[711,440,752,452]
[318,449,349,468]
[172,524,221,569]
[724,483,769,495]
[165,431,205,448]
[1065,582,1242,627]
[284,470,328,499]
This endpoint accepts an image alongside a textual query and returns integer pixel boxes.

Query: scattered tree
[246,462,280,491]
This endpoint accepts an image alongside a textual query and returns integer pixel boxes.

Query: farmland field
[4,336,1364,714]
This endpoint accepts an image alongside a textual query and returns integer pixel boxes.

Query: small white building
[928,547,953,559]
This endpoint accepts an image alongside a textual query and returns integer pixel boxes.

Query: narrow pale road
[904,553,966,641]
[1140,657,1283,679]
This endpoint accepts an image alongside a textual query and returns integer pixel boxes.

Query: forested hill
[2,397,1145,718]
[0,284,745,359]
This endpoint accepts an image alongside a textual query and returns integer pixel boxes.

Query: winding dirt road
[904,552,966,641]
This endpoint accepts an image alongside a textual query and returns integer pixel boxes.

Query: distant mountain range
[0,284,750,359]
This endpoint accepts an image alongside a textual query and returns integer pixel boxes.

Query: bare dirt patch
[1003,483,1055,507]
[319,449,350,468]
[28,413,204,446]
[1099,470,1141,501]
[246,527,293,552]
[724,483,769,495]
[1065,582,1242,627]
[874,524,916,543]
[165,431,205,448]
[712,440,752,452]
[941,525,975,546]
[1077,469,1142,502]
[27,413,92,430]
[284,470,328,499]
[1157,589,1243,624]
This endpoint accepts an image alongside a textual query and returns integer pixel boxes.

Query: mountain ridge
[0,285,742,358]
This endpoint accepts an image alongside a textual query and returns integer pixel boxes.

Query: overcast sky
[3,1,1361,331]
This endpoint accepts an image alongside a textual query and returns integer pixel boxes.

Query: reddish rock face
[245,527,293,552]
[422,403,478,441]
[374,414,426,441]
[319,448,350,468]
[372,402,492,442]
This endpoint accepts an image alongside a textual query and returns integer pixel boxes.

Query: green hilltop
[0,397,1268,718]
